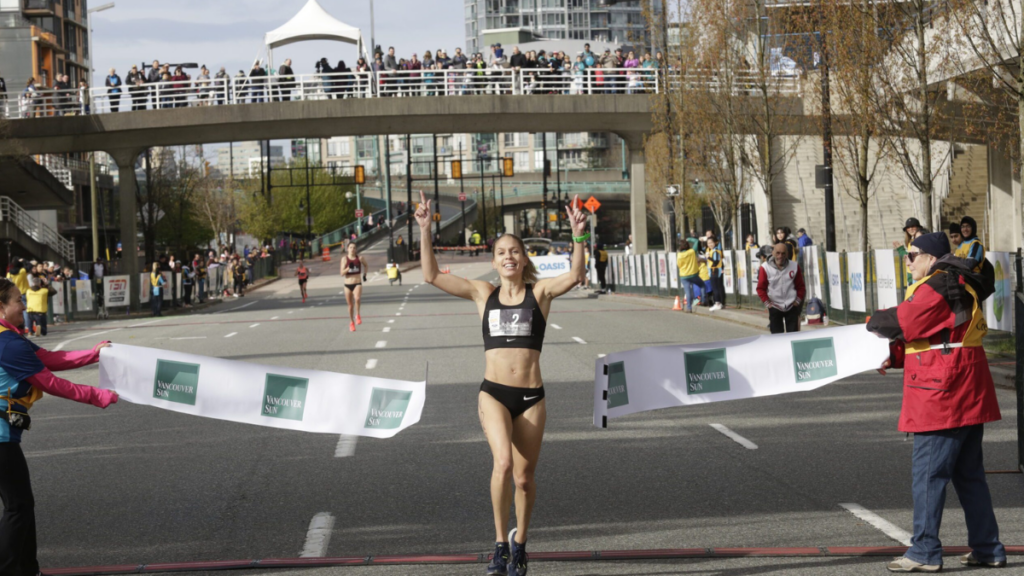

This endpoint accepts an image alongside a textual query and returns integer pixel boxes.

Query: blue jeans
[197,278,206,302]
[906,424,1005,566]
[20,296,28,330]
[680,277,703,311]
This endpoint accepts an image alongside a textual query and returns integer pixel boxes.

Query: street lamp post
[87,2,114,264]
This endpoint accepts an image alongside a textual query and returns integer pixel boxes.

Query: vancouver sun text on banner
[99,344,426,438]
[593,325,889,427]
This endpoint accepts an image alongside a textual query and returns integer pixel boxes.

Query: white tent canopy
[264,0,366,67]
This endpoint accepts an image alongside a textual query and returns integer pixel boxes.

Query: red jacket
[867,256,999,433]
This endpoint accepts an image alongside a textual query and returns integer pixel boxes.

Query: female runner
[295,258,309,303]
[340,243,368,332]
[415,191,587,576]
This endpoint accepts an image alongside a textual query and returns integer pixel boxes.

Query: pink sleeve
[35,348,100,371]
[27,368,117,408]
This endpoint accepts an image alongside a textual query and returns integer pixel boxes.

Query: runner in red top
[340,243,368,332]
[295,259,309,303]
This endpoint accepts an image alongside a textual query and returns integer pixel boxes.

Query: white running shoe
[710,303,723,312]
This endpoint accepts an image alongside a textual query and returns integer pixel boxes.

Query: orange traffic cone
[672,296,683,311]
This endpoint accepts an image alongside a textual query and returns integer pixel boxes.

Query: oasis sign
[530,255,571,279]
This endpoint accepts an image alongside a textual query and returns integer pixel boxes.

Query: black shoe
[508,529,527,576]
[486,541,510,575]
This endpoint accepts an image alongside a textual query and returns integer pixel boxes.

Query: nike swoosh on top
[524,396,540,401]
[506,338,516,342]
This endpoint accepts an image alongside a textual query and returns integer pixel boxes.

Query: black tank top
[482,285,546,352]
[344,257,361,276]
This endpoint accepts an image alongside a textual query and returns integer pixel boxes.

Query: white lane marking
[335,435,358,458]
[339,291,345,295]
[839,503,912,546]
[383,327,391,333]
[299,512,335,557]
[170,337,207,340]
[365,359,378,369]
[216,301,256,314]
[598,354,606,358]
[288,311,295,314]
[709,424,758,450]
[128,318,166,328]
[572,336,587,344]
[224,332,238,338]
[396,313,402,316]
[54,329,121,351]
[271,316,279,320]
[388,319,395,324]
[249,323,260,328]
[375,341,387,348]
[551,324,562,330]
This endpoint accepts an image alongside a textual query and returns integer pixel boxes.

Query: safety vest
[903,270,986,355]
[955,238,985,271]
[0,326,42,419]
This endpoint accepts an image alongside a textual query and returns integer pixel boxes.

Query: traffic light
[451,160,462,179]
[354,165,365,185]
[432,212,442,222]
[503,157,514,177]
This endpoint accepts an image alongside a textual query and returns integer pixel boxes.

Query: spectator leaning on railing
[105,68,122,112]
[126,64,145,111]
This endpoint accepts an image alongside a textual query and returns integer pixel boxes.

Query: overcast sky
[92,0,464,77]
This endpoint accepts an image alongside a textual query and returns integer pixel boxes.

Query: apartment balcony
[23,0,56,15]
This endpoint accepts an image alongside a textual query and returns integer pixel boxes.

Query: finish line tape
[595,325,890,427]
[98,344,425,438]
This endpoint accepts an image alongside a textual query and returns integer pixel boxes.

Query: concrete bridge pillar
[108,148,144,311]
[618,133,649,254]
[987,145,1023,251]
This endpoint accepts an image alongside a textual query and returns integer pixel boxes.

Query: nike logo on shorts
[524,396,539,401]
[506,338,516,342]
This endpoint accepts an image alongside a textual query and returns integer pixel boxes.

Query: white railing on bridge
[0,69,801,119]
[0,196,76,263]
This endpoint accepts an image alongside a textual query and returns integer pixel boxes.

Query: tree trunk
[859,129,871,251]
[916,2,934,230]
[763,134,774,233]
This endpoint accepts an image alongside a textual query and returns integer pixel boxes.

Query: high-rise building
[216,142,285,180]
[464,0,646,55]
[0,0,93,91]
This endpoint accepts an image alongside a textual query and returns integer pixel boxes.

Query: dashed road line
[215,301,256,314]
[249,323,260,328]
[335,435,358,458]
[383,327,391,333]
[224,332,238,338]
[375,341,387,348]
[396,313,402,316]
[365,359,378,369]
[839,503,912,546]
[572,336,587,344]
[388,319,395,324]
[551,324,562,330]
[709,424,758,450]
[271,316,279,320]
[170,337,207,340]
[299,512,335,557]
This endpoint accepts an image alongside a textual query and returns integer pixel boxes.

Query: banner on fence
[804,246,823,301]
[723,251,734,294]
[847,252,866,313]
[632,255,641,286]
[530,255,571,279]
[658,253,668,289]
[161,271,173,300]
[875,249,899,309]
[985,251,1014,333]
[642,255,651,287]
[826,252,844,310]
[668,252,679,289]
[51,282,65,315]
[104,275,130,308]
[175,272,183,302]
[750,252,761,296]
[593,325,890,427]
[737,251,749,296]
[75,279,93,312]
[139,274,151,303]
[98,344,426,438]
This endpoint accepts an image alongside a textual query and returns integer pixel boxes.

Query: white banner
[139,273,151,303]
[611,256,619,287]
[104,275,130,308]
[657,253,669,290]
[632,255,641,286]
[723,251,734,294]
[804,246,823,301]
[668,252,679,289]
[175,272,183,302]
[99,344,426,438]
[826,252,844,311]
[750,252,761,296]
[737,251,749,296]
[75,279,93,312]
[847,252,866,313]
[161,271,173,300]
[642,255,651,287]
[594,325,889,427]
[985,251,1014,333]
[530,255,570,279]
[875,249,899,310]
[51,281,65,315]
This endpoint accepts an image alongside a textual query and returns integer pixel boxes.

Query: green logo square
[684,348,730,395]
[153,359,200,405]
[365,387,412,429]
[261,374,309,421]
[607,362,629,408]
[792,338,838,383]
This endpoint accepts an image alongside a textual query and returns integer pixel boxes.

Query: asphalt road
[21,260,1024,575]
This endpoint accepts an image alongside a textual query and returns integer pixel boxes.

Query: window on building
[514,151,529,172]
[541,12,564,25]
[327,138,351,158]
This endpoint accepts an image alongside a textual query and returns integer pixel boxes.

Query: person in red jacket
[756,242,806,333]
[867,232,1005,572]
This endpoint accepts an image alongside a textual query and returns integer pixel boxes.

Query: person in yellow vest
[25,282,54,337]
[705,236,725,311]
[697,257,711,308]
[745,234,759,251]
[5,260,29,331]
[149,262,165,317]
[676,239,702,312]
[955,216,985,272]
[595,243,609,291]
